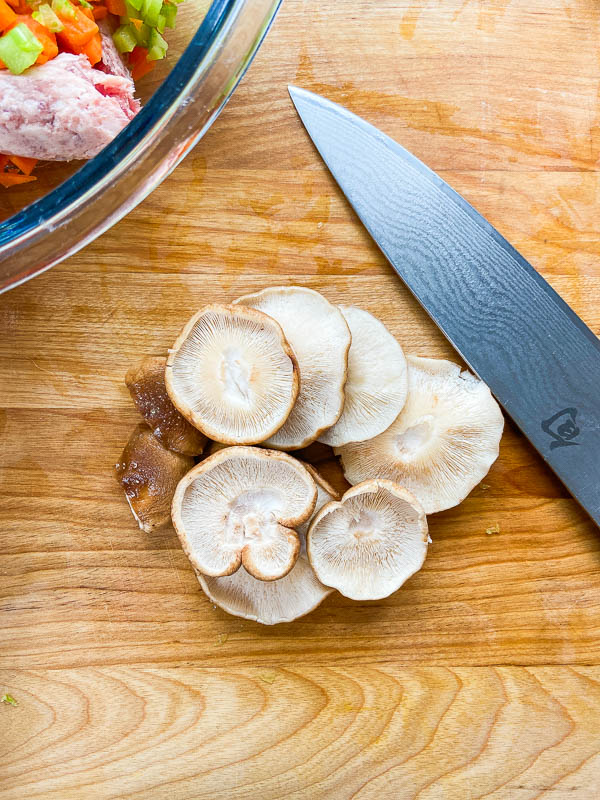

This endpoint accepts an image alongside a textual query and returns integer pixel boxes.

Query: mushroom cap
[115,423,194,533]
[197,465,339,624]
[307,479,428,601]
[165,304,299,445]
[336,356,504,513]
[172,446,317,581]
[234,287,351,450]
[319,305,408,446]
[125,356,207,456]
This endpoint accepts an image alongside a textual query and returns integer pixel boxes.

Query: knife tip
[288,84,312,103]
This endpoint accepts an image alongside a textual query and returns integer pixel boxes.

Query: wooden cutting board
[2,1,600,797]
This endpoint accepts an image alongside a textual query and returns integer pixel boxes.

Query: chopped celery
[124,0,140,17]
[147,43,166,60]
[156,12,165,33]
[78,0,93,8]
[134,21,150,46]
[11,23,43,51]
[0,24,43,74]
[113,23,137,53]
[1,694,17,706]
[123,18,150,45]
[51,0,76,19]
[146,25,167,60]
[141,0,161,28]
[161,2,176,27]
[127,0,143,11]
[32,4,64,31]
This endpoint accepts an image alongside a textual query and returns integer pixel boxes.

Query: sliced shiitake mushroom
[319,305,407,447]
[172,446,317,581]
[204,440,231,457]
[115,423,194,533]
[307,479,428,600]
[197,464,339,624]
[337,356,504,513]
[165,304,299,445]
[126,356,207,456]
[234,287,351,450]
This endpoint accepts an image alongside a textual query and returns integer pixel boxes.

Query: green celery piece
[127,0,143,11]
[51,0,76,19]
[113,23,137,53]
[0,25,43,74]
[147,25,167,60]
[124,0,139,18]
[32,4,64,32]
[11,24,43,52]
[141,0,161,28]
[120,16,149,45]
[1,693,17,706]
[161,2,176,27]
[79,0,93,7]
[134,21,150,46]
[147,43,164,60]
[156,12,165,33]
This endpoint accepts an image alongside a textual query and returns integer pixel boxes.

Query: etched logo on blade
[541,408,580,450]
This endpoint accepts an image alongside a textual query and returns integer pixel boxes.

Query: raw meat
[0,52,141,161]
[97,19,132,82]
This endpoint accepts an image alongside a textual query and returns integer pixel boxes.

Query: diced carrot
[128,45,146,68]
[79,29,101,64]
[7,0,27,12]
[129,16,143,29]
[8,155,38,175]
[129,47,154,80]
[92,5,107,19]
[8,16,59,64]
[56,5,98,49]
[128,44,146,64]
[0,173,37,187]
[80,5,94,20]
[0,0,16,33]
[131,57,154,80]
[105,0,125,15]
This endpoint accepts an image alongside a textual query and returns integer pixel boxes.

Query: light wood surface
[2,1,600,797]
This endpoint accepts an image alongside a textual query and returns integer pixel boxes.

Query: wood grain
[2,0,600,796]
[2,666,600,799]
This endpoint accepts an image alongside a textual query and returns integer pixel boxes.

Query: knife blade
[288,85,600,527]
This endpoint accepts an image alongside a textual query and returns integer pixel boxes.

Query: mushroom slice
[234,287,351,449]
[319,306,408,446]
[165,304,299,445]
[204,440,231,457]
[197,465,339,624]
[126,356,207,456]
[172,447,317,581]
[336,356,504,513]
[115,424,194,533]
[307,479,428,601]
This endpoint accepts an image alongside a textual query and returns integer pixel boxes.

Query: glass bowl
[0,0,282,293]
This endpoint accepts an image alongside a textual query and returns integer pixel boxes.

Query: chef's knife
[288,85,600,527]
